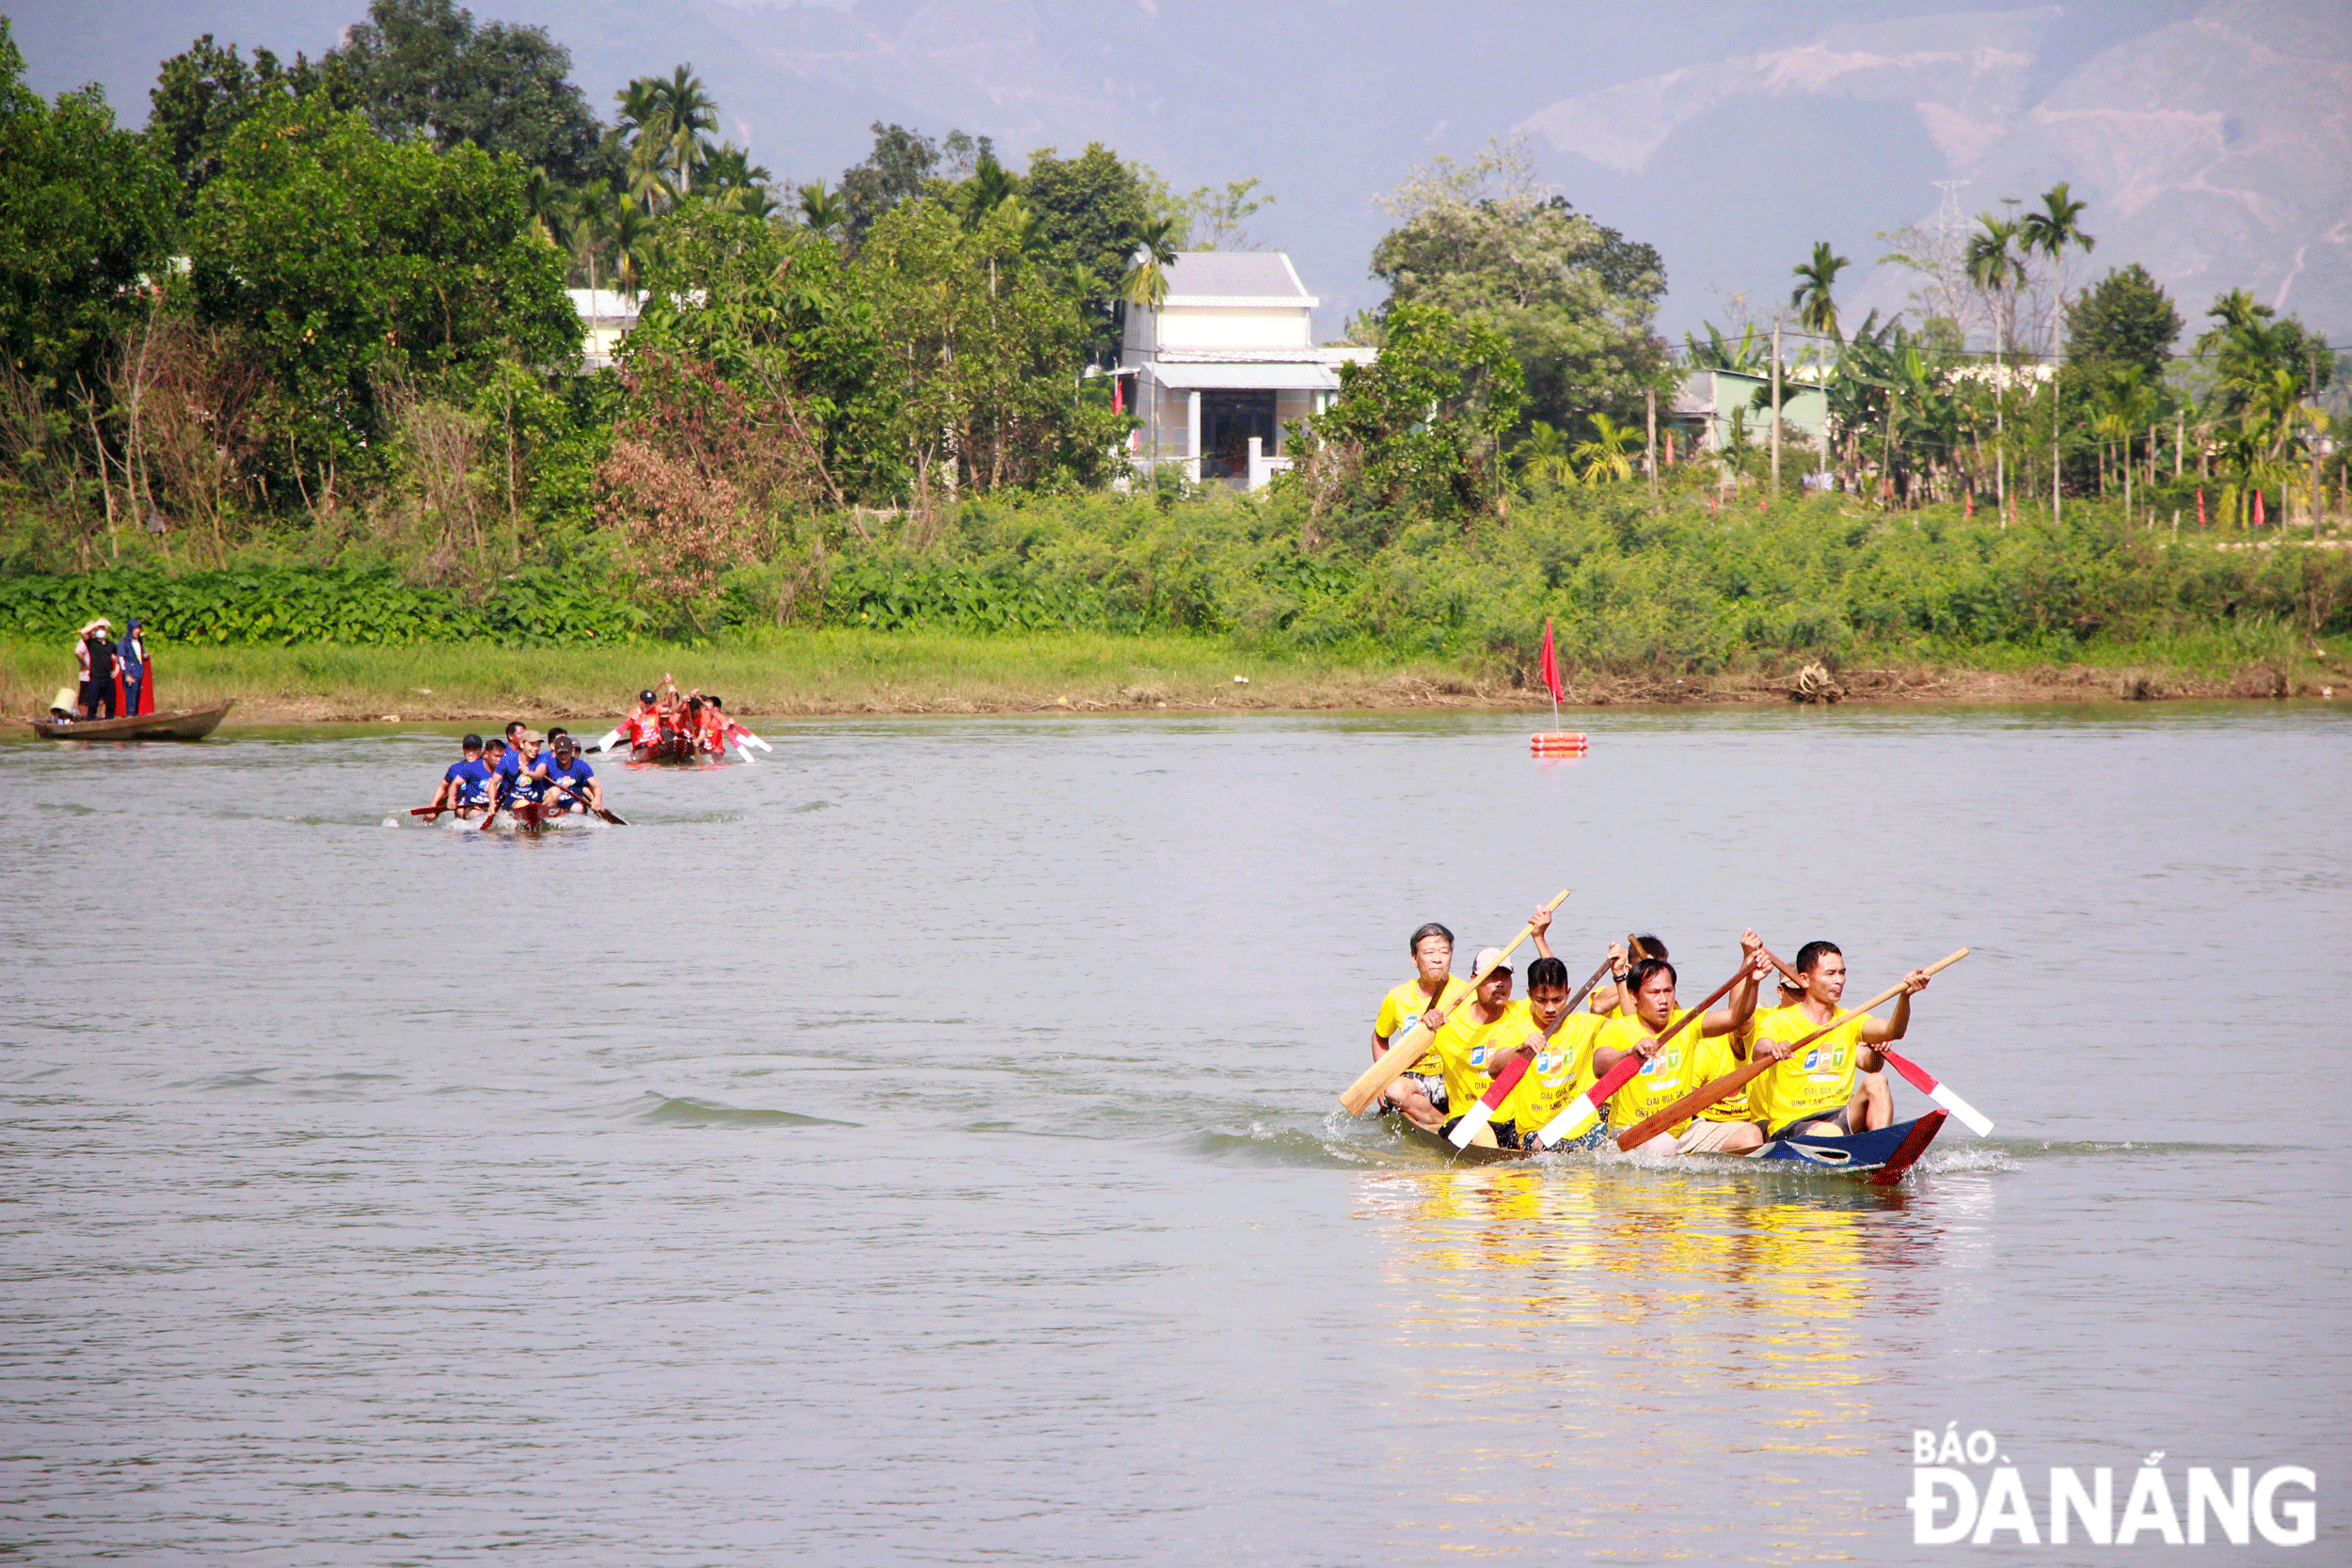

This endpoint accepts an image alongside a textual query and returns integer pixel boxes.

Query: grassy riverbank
[6,624,2344,724]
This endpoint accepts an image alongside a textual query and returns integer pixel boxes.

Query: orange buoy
[1531,731,1589,754]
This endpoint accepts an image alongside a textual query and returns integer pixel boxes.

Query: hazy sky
[17,0,2347,344]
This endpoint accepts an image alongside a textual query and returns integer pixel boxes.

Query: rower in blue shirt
[422,735,495,819]
[540,733,604,816]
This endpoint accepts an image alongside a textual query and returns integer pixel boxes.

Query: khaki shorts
[1675,1118,1754,1153]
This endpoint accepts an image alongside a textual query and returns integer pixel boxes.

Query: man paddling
[540,734,603,816]
[1488,952,1617,1148]
[1370,923,1469,1130]
[425,735,495,819]
[1747,942,1930,1138]
[1424,947,1531,1145]
[1597,939,1772,1155]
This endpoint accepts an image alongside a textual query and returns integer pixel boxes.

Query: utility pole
[1769,319,1782,495]
[1645,387,1658,501]
[2052,368,2061,524]
[2312,349,2326,539]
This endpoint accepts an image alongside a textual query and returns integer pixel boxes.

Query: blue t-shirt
[544,754,595,793]
[443,757,493,807]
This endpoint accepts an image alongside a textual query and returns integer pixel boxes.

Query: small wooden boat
[30,699,235,741]
[1399,1111,1947,1184]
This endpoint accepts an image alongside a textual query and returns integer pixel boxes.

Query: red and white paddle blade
[1929,1082,1994,1137]
[1534,1096,1601,1148]
[1447,1100,1497,1148]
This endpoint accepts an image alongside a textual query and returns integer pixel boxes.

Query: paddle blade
[1929,1082,1994,1137]
[1448,1055,1529,1148]
[1534,1096,1600,1148]
[1339,1020,1428,1116]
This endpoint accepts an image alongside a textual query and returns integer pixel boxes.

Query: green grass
[0,628,1502,721]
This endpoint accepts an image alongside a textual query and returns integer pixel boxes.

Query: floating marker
[1531,731,1589,755]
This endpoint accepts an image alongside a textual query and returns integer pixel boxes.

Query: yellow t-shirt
[1599,1008,1715,1134]
[1425,998,1524,1118]
[1374,976,1470,1075]
[1684,1026,1755,1122]
[1496,1008,1609,1132]
[1748,1006,1873,1131]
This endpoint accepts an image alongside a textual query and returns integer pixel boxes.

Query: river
[3,704,2344,1564]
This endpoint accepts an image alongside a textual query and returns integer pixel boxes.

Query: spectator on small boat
[427,735,494,818]
[75,619,117,719]
[116,617,151,716]
[1370,922,1467,1131]
[541,734,602,815]
[1596,942,1769,1156]
[1746,942,1929,1140]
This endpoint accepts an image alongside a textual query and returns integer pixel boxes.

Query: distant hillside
[18,0,2345,341]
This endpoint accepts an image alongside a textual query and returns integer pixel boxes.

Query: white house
[569,289,640,370]
[1120,252,1373,489]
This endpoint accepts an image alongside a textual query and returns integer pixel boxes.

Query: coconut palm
[2018,182,2094,357]
[1119,215,1184,310]
[1511,420,1574,490]
[654,66,718,197]
[1789,242,1851,342]
[798,181,849,240]
[1966,215,2025,513]
[960,154,1019,230]
[1572,412,1639,485]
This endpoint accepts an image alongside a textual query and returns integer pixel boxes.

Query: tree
[797,180,848,240]
[2064,264,2181,375]
[1023,142,1167,357]
[1182,176,1274,250]
[836,122,944,244]
[0,22,178,393]
[1790,241,1850,341]
[1118,215,1182,311]
[2018,182,2093,356]
[1367,136,1666,442]
[1571,411,1638,485]
[188,94,579,491]
[146,35,333,215]
[327,0,609,187]
[1287,302,1524,531]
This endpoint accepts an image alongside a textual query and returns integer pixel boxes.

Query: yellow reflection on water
[1351,1154,1939,1561]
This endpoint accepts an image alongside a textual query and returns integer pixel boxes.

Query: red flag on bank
[1539,617,1565,705]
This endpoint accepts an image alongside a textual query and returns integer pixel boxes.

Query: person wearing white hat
[74,619,116,719]
[1423,944,1524,1143]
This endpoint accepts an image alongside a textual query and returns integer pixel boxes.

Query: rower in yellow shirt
[1423,946,1525,1142]
[1749,940,1931,1138]
[1594,936,1771,1154]
[1487,954,1612,1148]
[1368,922,1470,1130]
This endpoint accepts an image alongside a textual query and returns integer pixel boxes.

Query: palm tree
[1789,242,1851,341]
[656,66,718,197]
[1119,215,1184,309]
[1966,215,2025,515]
[2018,182,2094,357]
[609,202,657,305]
[798,181,849,240]
[960,154,1018,230]
[566,180,615,299]
[519,166,565,247]
[1572,412,1639,485]
[1511,421,1574,490]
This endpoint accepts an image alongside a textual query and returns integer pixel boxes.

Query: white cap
[1473,946,1511,975]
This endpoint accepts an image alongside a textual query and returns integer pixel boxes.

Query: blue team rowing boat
[1405,1111,1948,1184]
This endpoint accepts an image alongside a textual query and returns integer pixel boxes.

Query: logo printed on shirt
[1804,1048,1820,1070]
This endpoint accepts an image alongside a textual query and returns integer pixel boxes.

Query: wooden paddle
[409,805,445,819]
[1530,958,1753,1148]
[1612,947,1972,1150]
[1446,951,1619,1148]
[1337,890,1570,1116]
[545,771,628,825]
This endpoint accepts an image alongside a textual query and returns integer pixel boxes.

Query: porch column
[1186,389,1201,483]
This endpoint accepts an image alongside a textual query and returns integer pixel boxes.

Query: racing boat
[1400,1111,1948,1185]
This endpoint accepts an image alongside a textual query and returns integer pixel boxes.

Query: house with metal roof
[1119,252,1372,489]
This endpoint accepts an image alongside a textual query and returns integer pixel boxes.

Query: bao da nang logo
[1909,1426,2316,1545]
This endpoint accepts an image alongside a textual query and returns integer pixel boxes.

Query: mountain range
[16,0,2347,347]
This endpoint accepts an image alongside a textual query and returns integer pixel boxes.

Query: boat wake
[628,1092,856,1129]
